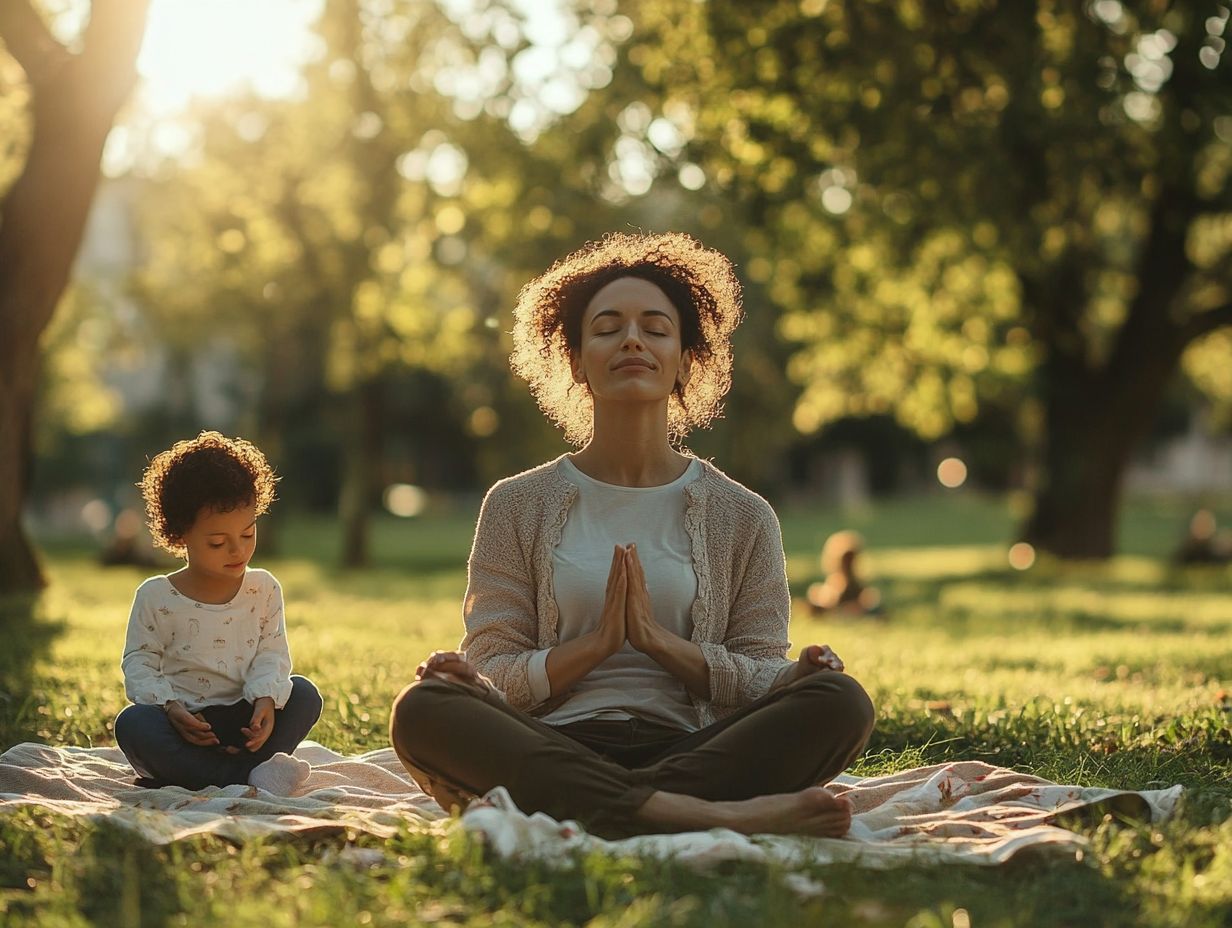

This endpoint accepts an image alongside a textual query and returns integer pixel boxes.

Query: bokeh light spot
[468,406,499,437]
[937,457,968,489]
[384,484,426,518]
[82,499,112,534]
[821,186,853,214]
[678,163,706,190]
[1008,543,1036,570]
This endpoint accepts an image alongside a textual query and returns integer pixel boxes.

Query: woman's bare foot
[718,787,852,837]
[635,786,852,837]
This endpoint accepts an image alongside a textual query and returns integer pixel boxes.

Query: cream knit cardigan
[459,454,796,727]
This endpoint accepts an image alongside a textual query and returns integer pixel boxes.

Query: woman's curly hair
[139,431,278,558]
[510,231,744,446]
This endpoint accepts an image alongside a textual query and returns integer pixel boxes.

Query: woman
[390,232,874,839]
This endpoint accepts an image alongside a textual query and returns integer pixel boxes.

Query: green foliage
[110,0,825,495]
[2,496,1230,926]
[0,54,30,196]
[131,0,636,414]
[625,0,1232,438]
[134,3,492,386]
[1183,328,1232,426]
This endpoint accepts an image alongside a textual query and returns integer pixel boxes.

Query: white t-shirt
[527,456,701,730]
[120,568,294,712]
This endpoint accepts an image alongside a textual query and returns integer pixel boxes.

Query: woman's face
[571,276,691,405]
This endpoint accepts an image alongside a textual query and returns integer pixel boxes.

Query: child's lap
[196,700,256,748]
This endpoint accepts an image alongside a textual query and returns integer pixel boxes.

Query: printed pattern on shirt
[119,569,295,712]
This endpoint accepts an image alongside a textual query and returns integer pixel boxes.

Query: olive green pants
[389,671,875,839]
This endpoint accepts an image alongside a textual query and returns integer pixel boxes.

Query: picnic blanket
[0,741,1182,870]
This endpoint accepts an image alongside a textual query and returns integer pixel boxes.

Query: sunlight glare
[136,0,323,115]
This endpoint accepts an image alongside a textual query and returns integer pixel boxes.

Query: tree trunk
[0,443,51,586]
[0,1,150,593]
[1023,331,1186,560]
[338,378,385,568]
[1022,386,1130,559]
[0,347,43,589]
[0,106,115,591]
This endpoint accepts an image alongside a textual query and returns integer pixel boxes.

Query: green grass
[2,493,1230,927]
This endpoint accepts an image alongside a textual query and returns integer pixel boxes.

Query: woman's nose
[620,326,645,349]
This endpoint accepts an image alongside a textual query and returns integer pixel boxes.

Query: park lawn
[1,494,1230,927]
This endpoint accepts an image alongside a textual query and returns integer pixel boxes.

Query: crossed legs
[115,675,324,789]
[389,672,874,839]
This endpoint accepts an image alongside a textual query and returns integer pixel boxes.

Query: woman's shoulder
[693,458,777,517]
[483,455,574,507]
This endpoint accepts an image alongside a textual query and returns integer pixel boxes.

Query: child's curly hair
[510,231,744,445]
[139,431,278,558]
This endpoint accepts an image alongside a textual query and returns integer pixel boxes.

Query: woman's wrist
[636,622,672,660]
[641,628,710,698]
[589,625,624,660]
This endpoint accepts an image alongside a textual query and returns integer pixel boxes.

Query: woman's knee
[389,678,461,758]
[796,671,876,738]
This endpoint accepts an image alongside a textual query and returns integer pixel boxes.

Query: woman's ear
[570,354,587,385]
[676,350,693,389]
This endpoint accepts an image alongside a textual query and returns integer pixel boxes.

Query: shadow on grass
[798,568,1232,638]
[0,592,65,748]
[804,852,1139,928]
[1,814,207,925]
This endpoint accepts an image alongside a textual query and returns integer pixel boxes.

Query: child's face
[180,502,258,580]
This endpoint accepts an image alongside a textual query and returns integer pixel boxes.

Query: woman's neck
[569,403,689,487]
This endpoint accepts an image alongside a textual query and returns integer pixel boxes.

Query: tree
[134,0,642,563]
[135,0,481,566]
[0,0,151,592]
[627,0,1232,557]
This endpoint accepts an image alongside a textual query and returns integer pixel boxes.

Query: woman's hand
[416,650,496,696]
[596,543,629,657]
[543,545,630,696]
[165,701,220,747]
[624,545,711,697]
[242,696,276,752]
[791,644,845,683]
[624,544,663,655]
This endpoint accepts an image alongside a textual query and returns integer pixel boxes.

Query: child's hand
[165,701,220,747]
[242,697,276,752]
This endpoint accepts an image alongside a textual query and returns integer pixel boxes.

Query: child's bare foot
[719,787,852,837]
[248,752,311,796]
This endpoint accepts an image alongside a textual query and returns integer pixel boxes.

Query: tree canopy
[623,0,1232,555]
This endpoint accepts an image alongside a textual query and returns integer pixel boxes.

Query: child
[114,431,322,794]
[806,530,883,616]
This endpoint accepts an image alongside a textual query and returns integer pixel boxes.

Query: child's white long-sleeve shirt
[120,568,295,712]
